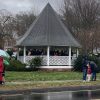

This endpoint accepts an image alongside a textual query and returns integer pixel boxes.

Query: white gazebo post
[68,47,71,67]
[76,48,79,57]
[23,46,26,63]
[17,48,19,60]
[47,46,50,66]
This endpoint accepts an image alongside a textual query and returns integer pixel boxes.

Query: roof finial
[46,2,52,8]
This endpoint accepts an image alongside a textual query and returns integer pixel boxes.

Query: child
[87,62,92,82]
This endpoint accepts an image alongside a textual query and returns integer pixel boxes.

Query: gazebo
[16,3,81,71]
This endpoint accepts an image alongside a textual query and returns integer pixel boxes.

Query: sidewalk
[6,80,81,85]
[6,79,100,85]
[0,80,100,95]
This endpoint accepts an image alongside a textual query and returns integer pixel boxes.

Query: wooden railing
[18,56,76,66]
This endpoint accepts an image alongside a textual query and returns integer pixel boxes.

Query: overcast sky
[0,0,64,15]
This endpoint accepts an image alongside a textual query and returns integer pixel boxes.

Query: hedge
[73,54,100,72]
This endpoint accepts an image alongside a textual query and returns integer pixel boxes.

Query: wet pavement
[0,90,100,100]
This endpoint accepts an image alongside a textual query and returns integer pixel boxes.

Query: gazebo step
[39,66,73,71]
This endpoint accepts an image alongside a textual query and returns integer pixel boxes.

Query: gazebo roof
[16,3,81,47]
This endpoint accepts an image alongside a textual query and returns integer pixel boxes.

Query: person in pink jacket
[87,62,92,82]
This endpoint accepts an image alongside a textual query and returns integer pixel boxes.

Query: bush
[5,59,26,71]
[73,54,100,72]
[6,49,13,56]
[29,57,42,71]
[73,55,83,71]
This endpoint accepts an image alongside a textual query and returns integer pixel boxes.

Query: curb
[0,85,100,95]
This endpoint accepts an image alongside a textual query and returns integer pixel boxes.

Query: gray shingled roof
[16,3,81,47]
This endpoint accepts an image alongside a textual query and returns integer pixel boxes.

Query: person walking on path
[87,62,92,82]
[82,56,88,82]
[90,61,97,81]
[2,64,5,84]
[0,56,4,84]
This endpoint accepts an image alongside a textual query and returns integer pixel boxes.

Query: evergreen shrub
[29,57,42,71]
[73,54,100,72]
[5,59,26,71]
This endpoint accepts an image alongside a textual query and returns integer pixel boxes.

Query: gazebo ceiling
[16,3,81,48]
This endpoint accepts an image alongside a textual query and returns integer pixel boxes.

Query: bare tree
[0,6,37,50]
[13,12,36,36]
[0,10,36,49]
[0,9,13,49]
[61,0,100,54]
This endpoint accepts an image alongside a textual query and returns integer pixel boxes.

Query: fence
[18,56,76,66]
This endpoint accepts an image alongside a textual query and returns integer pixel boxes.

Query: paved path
[6,80,81,85]
[0,80,100,95]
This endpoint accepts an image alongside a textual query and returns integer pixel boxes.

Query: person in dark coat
[0,56,4,84]
[90,61,97,81]
[82,56,88,81]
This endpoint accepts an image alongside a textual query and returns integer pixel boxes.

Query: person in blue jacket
[82,56,88,81]
[90,61,97,81]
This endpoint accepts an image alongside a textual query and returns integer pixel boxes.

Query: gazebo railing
[49,56,69,65]
[18,56,77,66]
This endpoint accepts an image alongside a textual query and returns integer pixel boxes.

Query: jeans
[92,72,96,81]
[83,69,87,80]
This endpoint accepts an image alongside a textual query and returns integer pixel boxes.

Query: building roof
[16,3,81,47]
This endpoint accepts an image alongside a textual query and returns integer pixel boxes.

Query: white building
[16,3,81,71]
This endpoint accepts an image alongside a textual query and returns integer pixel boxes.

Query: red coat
[0,56,4,81]
[87,67,92,74]
[0,57,4,73]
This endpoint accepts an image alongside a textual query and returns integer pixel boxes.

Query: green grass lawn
[5,71,83,81]
[5,71,100,81]
[0,71,99,91]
